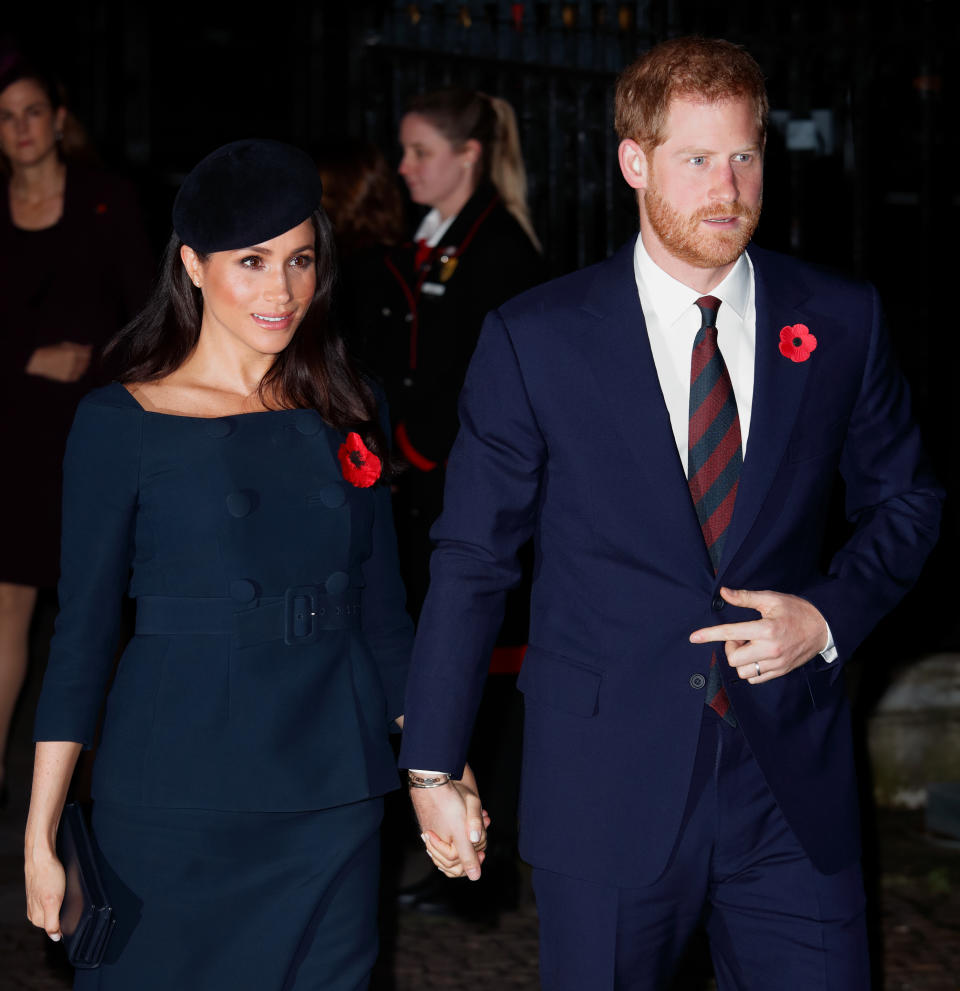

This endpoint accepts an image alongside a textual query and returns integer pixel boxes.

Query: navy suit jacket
[399,238,942,887]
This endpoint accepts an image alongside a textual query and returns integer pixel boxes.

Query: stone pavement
[1,604,958,989]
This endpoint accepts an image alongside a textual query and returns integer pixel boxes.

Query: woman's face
[0,78,65,169]
[398,113,478,220]
[181,218,317,360]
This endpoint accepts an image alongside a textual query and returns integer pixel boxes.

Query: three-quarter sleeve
[34,394,142,746]
[360,482,414,722]
[359,391,414,722]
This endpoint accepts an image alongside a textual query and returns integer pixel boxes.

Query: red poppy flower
[778,324,817,363]
[338,432,381,488]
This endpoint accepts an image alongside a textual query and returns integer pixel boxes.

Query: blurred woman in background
[0,53,152,805]
[316,140,406,372]
[382,88,545,923]
[382,87,545,619]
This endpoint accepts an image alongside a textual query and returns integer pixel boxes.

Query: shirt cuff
[820,621,837,664]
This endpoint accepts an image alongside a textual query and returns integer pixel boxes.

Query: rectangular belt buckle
[283,586,322,646]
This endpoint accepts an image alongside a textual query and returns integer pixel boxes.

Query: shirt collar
[413,209,456,248]
[634,231,752,326]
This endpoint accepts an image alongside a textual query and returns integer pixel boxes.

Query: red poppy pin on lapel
[778,324,817,363]
[338,432,381,488]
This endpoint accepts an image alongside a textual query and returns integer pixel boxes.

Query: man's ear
[617,139,648,191]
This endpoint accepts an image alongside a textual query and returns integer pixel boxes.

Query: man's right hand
[409,765,489,881]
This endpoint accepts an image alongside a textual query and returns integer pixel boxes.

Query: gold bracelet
[408,771,451,789]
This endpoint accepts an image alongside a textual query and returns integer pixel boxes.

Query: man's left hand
[689,587,829,684]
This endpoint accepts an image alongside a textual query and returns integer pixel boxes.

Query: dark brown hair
[317,141,406,256]
[0,53,92,172]
[615,37,768,152]
[102,209,392,475]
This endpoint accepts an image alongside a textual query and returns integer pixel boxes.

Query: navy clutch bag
[56,802,115,968]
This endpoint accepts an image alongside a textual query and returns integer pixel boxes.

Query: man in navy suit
[399,37,942,989]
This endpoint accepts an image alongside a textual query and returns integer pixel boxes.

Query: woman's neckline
[8,162,68,233]
[117,382,307,421]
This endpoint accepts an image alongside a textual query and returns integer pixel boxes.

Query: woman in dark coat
[379,90,545,919]
[0,55,152,801]
[23,138,483,990]
[377,89,546,620]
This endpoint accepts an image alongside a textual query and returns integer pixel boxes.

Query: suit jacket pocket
[788,415,849,463]
[517,646,602,717]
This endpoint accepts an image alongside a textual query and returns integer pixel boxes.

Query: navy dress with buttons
[34,383,413,990]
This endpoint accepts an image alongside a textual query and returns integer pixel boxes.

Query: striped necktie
[688,295,741,727]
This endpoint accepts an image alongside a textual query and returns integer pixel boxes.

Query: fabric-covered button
[325,571,350,594]
[689,673,706,690]
[295,411,321,435]
[711,595,725,612]
[317,483,346,509]
[205,418,234,438]
[230,579,257,603]
[226,491,255,518]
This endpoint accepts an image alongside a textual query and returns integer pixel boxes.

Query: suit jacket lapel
[717,247,815,573]
[579,239,713,569]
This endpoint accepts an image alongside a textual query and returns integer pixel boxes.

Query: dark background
[4,0,957,674]
[1,4,956,985]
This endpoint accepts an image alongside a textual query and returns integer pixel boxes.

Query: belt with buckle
[135,586,362,647]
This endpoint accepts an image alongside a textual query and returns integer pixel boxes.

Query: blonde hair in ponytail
[404,88,541,252]
[484,95,541,252]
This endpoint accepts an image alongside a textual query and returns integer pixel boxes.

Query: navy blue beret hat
[172,138,323,253]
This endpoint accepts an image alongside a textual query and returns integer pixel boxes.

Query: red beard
[644,184,761,269]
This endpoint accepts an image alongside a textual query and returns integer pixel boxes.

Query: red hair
[615,37,768,152]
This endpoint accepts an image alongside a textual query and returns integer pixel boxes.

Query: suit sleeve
[360,483,415,723]
[398,309,546,776]
[799,285,943,666]
[360,392,415,723]
[33,397,141,746]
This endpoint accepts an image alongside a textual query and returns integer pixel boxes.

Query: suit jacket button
[690,673,706,690]
[325,571,350,594]
[712,595,725,612]
[295,411,321,435]
[205,418,234,438]
[317,483,346,509]
[226,490,255,518]
[230,579,257,603]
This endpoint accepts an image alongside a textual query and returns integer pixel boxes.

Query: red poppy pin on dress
[338,432,381,488]
[778,324,817,363]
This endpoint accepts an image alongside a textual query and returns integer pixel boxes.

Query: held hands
[689,587,829,684]
[26,342,93,383]
[409,763,490,881]
[24,848,65,942]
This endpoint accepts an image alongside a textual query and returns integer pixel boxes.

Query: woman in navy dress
[22,139,485,990]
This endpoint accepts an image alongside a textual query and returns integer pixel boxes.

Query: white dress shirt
[632,233,836,662]
[633,233,755,474]
[414,209,456,248]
